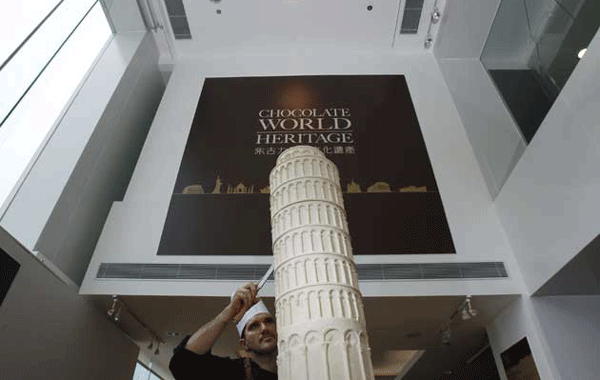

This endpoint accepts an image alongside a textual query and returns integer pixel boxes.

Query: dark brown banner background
[158,75,455,255]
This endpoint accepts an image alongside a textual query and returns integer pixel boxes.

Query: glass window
[132,362,165,380]
[0,0,62,64]
[0,1,112,208]
[481,0,600,143]
[1,0,97,124]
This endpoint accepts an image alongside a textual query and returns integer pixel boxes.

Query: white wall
[1,31,146,249]
[487,295,600,380]
[102,0,145,33]
[34,33,165,285]
[0,227,139,379]
[531,296,600,380]
[80,50,523,298]
[486,297,560,380]
[437,58,526,197]
[434,0,500,59]
[0,31,165,285]
[495,29,600,293]
[434,0,527,198]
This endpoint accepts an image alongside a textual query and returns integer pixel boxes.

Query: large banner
[158,75,455,256]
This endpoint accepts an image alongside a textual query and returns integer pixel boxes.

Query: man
[169,283,278,380]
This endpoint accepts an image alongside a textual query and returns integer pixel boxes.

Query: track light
[154,343,160,356]
[424,36,433,49]
[107,295,119,317]
[147,340,154,350]
[114,305,122,322]
[431,8,441,24]
[461,306,472,320]
[464,297,477,319]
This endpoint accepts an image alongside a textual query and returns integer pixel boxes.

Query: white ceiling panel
[177,0,400,53]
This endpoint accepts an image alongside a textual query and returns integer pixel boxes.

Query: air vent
[400,0,425,34]
[97,262,507,280]
[164,0,191,39]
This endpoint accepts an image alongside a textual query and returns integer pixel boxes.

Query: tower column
[270,146,374,380]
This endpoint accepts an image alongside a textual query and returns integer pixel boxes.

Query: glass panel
[0,2,112,206]
[0,0,97,124]
[481,0,599,143]
[0,0,62,64]
[132,363,149,380]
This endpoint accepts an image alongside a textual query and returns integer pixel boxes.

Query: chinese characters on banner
[158,75,455,256]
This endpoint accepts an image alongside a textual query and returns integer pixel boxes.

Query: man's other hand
[231,282,258,323]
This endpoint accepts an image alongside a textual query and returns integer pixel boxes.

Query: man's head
[236,300,277,355]
[240,312,277,354]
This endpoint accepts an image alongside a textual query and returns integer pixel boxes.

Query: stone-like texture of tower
[269,146,375,380]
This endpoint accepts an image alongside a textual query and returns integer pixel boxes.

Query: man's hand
[183,282,260,355]
[230,282,259,323]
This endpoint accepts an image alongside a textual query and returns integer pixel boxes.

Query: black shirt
[169,336,278,380]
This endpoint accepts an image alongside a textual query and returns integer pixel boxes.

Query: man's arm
[184,282,258,355]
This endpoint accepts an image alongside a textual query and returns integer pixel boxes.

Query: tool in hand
[257,263,274,293]
[232,263,274,323]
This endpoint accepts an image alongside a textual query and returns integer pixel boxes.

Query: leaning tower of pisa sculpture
[269,146,375,380]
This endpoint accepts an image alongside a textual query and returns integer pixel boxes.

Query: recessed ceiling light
[578,48,587,59]
[210,0,222,3]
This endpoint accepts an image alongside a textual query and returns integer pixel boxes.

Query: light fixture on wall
[431,8,441,24]
[460,296,477,320]
[107,295,118,317]
[423,0,441,49]
[424,36,433,49]
[106,296,164,352]
[437,296,477,345]
[114,304,122,322]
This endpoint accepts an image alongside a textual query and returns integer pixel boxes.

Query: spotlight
[107,295,118,316]
[424,37,433,49]
[466,297,477,318]
[461,306,472,320]
[147,340,154,350]
[431,8,441,24]
[154,343,160,356]
[114,305,122,322]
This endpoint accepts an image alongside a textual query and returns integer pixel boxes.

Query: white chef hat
[236,300,272,337]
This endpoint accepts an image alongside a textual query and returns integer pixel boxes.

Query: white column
[270,146,374,380]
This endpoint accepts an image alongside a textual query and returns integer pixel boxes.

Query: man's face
[241,313,277,355]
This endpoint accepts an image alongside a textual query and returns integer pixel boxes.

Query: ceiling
[144,0,443,61]
[88,293,517,380]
